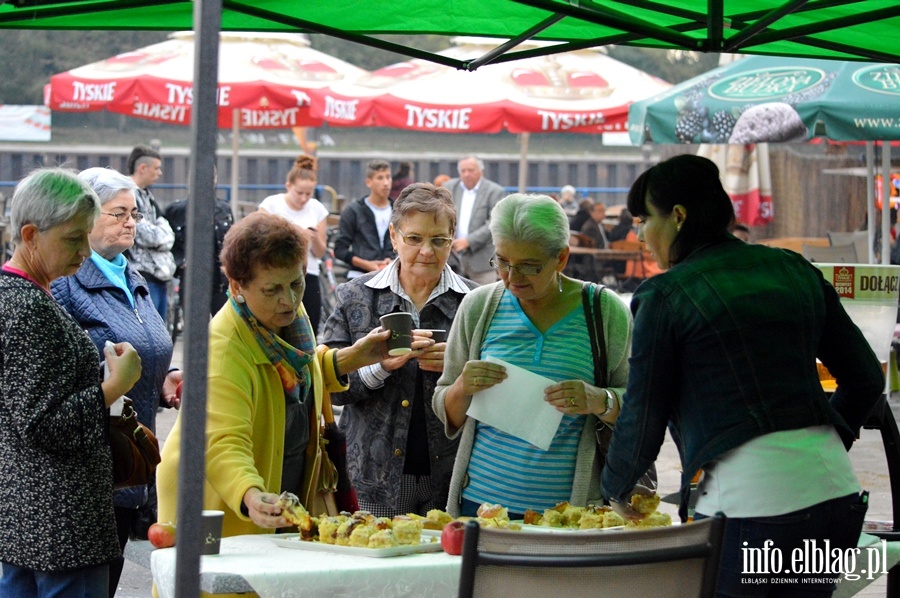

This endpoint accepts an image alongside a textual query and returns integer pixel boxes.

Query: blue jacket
[601,237,885,518]
[52,258,173,508]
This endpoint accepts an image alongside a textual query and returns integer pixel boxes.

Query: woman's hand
[417,335,445,373]
[380,329,435,372]
[444,360,508,430]
[544,380,609,416]
[456,360,507,397]
[242,488,288,529]
[102,341,142,407]
[161,369,183,409]
[335,326,414,375]
[608,485,656,522]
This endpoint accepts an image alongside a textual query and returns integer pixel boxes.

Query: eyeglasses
[490,255,552,277]
[101,211,144,223]
[396,228,453,250]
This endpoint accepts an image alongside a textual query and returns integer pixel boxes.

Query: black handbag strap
[581,281,608,388]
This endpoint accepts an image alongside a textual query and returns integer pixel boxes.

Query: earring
[236,294,245,304]
[558,275,563,293]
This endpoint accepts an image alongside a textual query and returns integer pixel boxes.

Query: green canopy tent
[628,55,900,264]
[2,1,900,595]
[2,0,900,65]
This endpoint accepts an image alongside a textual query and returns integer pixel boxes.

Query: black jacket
[333,196,396,270]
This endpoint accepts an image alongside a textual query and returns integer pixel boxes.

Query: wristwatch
[599,388,615,417]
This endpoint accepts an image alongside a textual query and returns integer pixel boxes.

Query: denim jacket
[601,237,885,518]
[320,269,477,510]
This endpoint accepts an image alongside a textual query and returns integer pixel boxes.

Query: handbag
[322,391,360,513]
[109,398,162,490]
[305,392,358,516]
[582,282,658,492]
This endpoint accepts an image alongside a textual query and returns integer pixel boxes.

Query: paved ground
[114,337,898,597]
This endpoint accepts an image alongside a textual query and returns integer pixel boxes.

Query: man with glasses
[125,145,176,320]
[442,155,505,285]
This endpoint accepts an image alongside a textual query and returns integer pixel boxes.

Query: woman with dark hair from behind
[601,154,884,595]
[390,161,415,200]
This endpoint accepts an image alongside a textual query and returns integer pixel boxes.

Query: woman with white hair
[433,193,633,518]
[0,168,141,597]
[52,167,178,597]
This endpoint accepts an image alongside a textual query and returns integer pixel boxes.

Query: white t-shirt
[694,425,860,518]
[258,194,329,276]
[456,182,479,239]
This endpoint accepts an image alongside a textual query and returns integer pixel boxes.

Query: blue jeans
[0,562,108,598]
[696,492,868,597]
[145,277,168,321]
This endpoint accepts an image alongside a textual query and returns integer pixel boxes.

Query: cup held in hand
[380,312,413,356]
[423,329,447,343]
[201,509,224,555]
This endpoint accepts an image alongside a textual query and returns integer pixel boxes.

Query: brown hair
[286,154,317,185]
[220,211,309,285]
[390,182,457,235]
[366,159,391,179]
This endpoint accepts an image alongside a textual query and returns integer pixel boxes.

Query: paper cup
[201,509,224,555]
[423,329,447,343]
[380,312,413,356]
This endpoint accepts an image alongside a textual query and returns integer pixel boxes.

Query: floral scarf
[230,292,315,404]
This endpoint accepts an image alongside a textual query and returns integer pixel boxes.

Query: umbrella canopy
[311,37,671,135]
[2,1,900,65]
[629,56,900,145]
[47,30,368,129]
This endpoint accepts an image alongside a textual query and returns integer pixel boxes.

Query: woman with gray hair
[0,168,142,597]
[51,167,177,597]
[433,193,633,518]
[321,182,479,517]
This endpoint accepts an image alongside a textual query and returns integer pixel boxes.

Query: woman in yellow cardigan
[157,212,397,537]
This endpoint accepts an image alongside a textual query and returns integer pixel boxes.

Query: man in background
[580,201,609,249]
[442,155,504,284]
[126,145,176,319]
[334,159,396,279]
[557,184,579,217]
[164,165,233,315]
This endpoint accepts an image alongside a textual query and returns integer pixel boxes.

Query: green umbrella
[629,56,900,145]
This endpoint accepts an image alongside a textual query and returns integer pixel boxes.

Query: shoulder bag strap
[581,281,608,388]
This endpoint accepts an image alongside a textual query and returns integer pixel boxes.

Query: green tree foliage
[606,46,722,84]
[0,30,169,104]
[308,34,451,71]
[0,29,723,106]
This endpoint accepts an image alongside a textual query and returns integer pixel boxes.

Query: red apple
[148,522,177,549]
[441,520,466,555]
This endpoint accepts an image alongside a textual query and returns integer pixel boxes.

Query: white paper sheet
[465,356,562,450]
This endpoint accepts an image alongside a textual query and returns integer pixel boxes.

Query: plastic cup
[380,312,413,356]
[201,509,224,555]
[423,329,447,342]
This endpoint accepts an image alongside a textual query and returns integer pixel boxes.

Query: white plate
[516,523,626,534]
[270,529,443,558]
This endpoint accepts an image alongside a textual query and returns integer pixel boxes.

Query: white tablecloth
[151,531,900,597]
[151,534,460,598]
